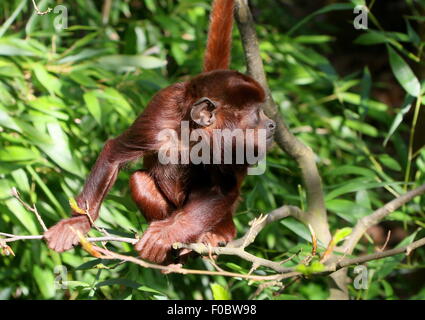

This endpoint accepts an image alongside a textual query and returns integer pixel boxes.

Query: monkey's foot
[44,216,91,252]
[135,220,181,264]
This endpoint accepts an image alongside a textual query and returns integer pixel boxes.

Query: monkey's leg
[135,190,239,264]
[129,170,172,222]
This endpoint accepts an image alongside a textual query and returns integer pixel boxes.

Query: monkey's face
[189,103,274,167]
[186,70,274,166]
[241,106,276,150]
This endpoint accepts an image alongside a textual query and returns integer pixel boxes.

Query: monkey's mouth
[266,134,275,148]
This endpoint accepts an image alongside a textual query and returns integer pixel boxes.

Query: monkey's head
[185,70,276,165]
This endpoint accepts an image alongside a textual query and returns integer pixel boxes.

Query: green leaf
[325,165,376,178]
[32,64,62,96]
[360,67,372,116]
[96,55,167,72]
[295,261,325,275]
[11,169,30,193]
[0,82,16,106]
[379,154,402,171]
[100,88,134,118]
[33,266,55,299]
[83,91,102,124]
[326,199,371,223]
[65,281,91,289]
[387,46,420,97]
[4,197,38,234]
[288,3,354,35]
[387,211,412,222]
[0,0,26,38]
[36,122,83,175]
[0,39,42,57]
[294,35,334,44]
[0,146,40,162]
[28,96,69,120]
[383,94,414,146]
[406,20,421,45]
[224,262,245,273]
[333,227,352,244]
[354,31,388,45]
[211,283,231,300]
[58,48,108,64]
[325,180,403,201]
[281,218,325,247]
[0,107,20,131]
[346,119,379,137]
[69,71,99,87]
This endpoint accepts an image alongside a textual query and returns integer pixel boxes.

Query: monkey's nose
[266,120,276,132]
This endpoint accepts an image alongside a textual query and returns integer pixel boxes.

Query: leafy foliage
[0,0,424,300]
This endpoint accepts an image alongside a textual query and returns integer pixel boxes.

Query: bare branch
[278,236,425,281]
[11,188,47,232]
[234,0,331,246]
[342,183,425,255]
[31,0,52,15]
[228,205,302,248]
[93,246,285,282]
[2,234,137,244]
[173,242,294,273]
[337,237,425,268]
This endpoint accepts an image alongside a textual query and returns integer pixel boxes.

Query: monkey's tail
[203,0,235,72]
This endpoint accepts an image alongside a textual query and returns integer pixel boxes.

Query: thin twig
[31,0,52,15]
[378,230,392,252]
[93,246,285,281]
[173,242,293,274]
[228,205,303,248]
[2,234,137,244]
[12,188,47,232]
[342,183,425,255]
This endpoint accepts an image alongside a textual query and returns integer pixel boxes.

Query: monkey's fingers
[198,231,229,248]
[136,229,173,264]
[44,216,90,252]
[136,239,165,264]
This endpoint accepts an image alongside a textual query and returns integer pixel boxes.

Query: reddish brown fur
[203,0,235,72]
[44,0,275,265]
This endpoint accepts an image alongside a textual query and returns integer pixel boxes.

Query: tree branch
[228,205,303,248]
[338,237,425,268]
[342,183,425,255]
[173,242,295,273]
[234,0,331,246]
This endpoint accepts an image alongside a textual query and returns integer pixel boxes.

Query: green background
[0,0,424,300]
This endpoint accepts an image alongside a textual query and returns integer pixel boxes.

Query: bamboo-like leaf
[387,46,420,97]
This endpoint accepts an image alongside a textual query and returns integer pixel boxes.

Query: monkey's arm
[44,84,185,252]
[44,137,145,252]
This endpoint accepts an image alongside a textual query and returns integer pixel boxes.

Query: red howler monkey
[44,0,276,264]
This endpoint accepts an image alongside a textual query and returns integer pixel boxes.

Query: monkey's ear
[190,97,217,127]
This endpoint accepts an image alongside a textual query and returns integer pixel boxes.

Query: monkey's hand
[44,216,91,252]
[197,231,232,248]
[135,218,188,264]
